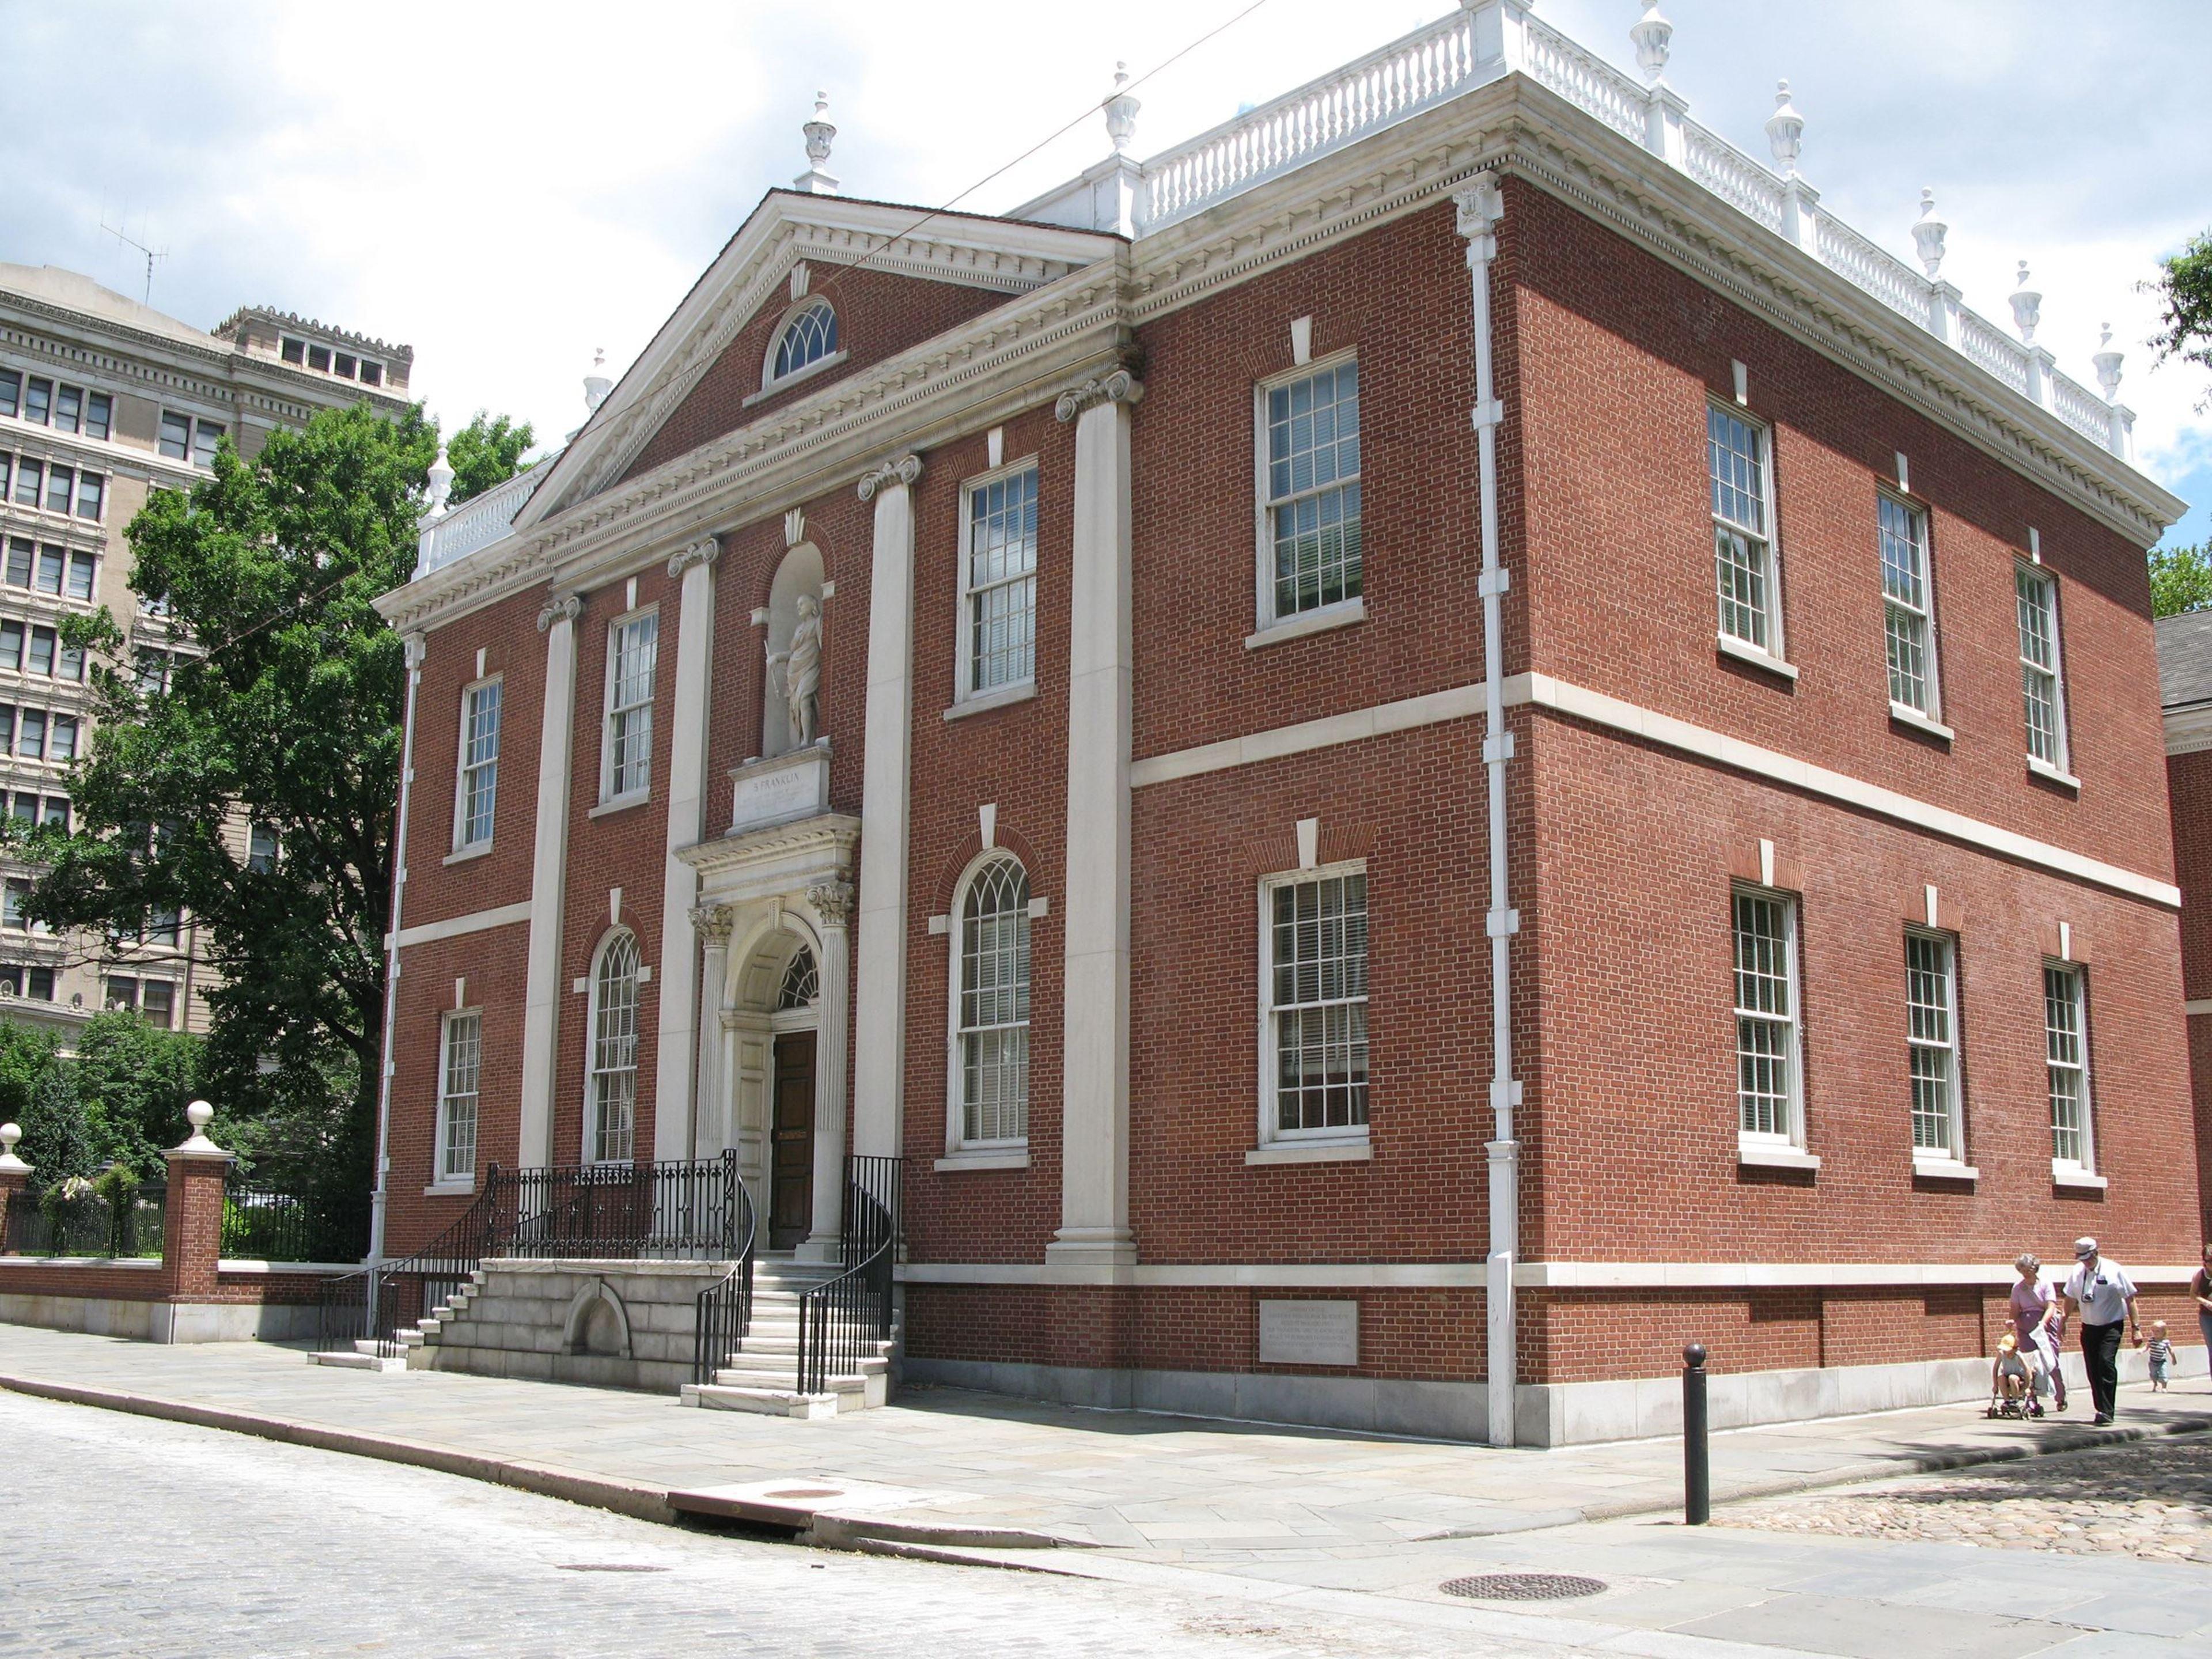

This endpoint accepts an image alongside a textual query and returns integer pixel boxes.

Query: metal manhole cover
[1440,1573,1608,1602]
[767,1488,843,1499]
[557,1563,671,1573]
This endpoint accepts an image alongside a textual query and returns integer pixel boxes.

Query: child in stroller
[1987,1332,2035,1419]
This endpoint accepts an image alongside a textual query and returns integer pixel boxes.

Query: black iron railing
[4,1183,166,1259]
[690,1166,760,1387]
[796,1156,902,1395]
[314,1153,749,1359]
[222,1176,369,1264]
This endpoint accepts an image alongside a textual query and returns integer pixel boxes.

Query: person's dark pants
[2081,1319,2124,1419]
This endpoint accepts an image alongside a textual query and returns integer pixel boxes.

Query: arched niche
[760,540,826,760]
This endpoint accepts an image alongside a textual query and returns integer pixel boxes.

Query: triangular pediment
[519,193,1119,528]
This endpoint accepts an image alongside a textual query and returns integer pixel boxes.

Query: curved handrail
[795,1157,901,1396]
[315,1165,516,1358]
[691,1160,760,1386]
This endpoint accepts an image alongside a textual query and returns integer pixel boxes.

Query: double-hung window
[1263,866,1370,1140]
[1710,406,1782,655]
[603,611,657,801]
[2015,566,2070,776]
[438,1010,482,1183]
[952,855,1031,1147]
[1259,358,1361,625]
[1904,931,1963,1161]
[1732,888,1802,1149]
[958,464,1039,698]
[588,931,639,1164]
[457,679,501,850]
[2043,963,2094,1175]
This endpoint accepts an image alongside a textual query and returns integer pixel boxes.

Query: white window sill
[442,841,493,866]
[589,789,650,819]
[2027,755,2081,792]
[1716,634,1799,681]
[1737,1142,1820,1171]
[1889,703,1955,743]
[2051,1162,2107,1190]
[1911,1157,1978,1183]
[933,1149,1030,1172]
[944,681,1036,722]
[1245,597,1366,650]
[423,1180,476,1198]
[743,349,849,407]
[1245,1140,1372,1166]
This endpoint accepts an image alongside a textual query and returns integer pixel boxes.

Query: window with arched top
[587,930,640,1164]
[771,299,839,383]
[952,855,1031,1148]
[778,946,819,1010]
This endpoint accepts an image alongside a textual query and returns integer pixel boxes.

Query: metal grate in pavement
[1440,1573,1607,1602]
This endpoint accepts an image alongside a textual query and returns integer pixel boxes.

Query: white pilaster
[518,593,582,1170]
[802,880,855,1259]
[691,904,734,1159]
[653,536,722,1165]
[851,454,923,1164]
[1048,369,1142,1267]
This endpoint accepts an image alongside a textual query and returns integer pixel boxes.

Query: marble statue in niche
[757,530,827,760]
[768,592,822,749]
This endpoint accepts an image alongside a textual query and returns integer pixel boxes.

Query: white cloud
[5,0,2203,535]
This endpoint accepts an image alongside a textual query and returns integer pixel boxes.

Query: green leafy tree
[2150,541,2212,619]
[19,1058,91,1188]
[445,411,535,505]
[71,1009,200,1180]
[2150,230,2212,406]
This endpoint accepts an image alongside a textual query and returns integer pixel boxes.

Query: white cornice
[2165,701,2212,757]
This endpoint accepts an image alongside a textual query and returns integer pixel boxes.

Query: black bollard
[1683,1342,1710,1525]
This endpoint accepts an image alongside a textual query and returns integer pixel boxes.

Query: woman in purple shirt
[2010,1253,2066,1414]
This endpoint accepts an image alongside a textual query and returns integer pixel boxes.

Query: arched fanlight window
[588,930,640,1163]
[956,855,1030,1145]
[771,299,838,382]
[778,945,819,1010]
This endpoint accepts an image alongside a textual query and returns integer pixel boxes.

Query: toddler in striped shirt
[2146,1321,2173,1391]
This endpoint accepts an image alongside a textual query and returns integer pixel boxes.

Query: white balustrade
[1523,24,1646,142]
[415,459,550,578]
[1680,124,1786,233]
[1816,218,1928,319]
[1956,310,2033,397]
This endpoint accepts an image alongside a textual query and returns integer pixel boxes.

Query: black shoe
[2093,1413,2112,1426]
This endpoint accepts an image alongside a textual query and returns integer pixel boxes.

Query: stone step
[681,1382,839,1419]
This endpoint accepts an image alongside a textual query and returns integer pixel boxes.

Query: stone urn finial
[1764,79,1804,175]
[2092,323,2124,402]
[583,348,612,416]
[795,93,839,194]
[2008,260,2041,346]
[175,1100,225,1156]
[1104,62,1141,154]
[0,1121,25,1172]
[426,444,454,518]
[1910,188,1947,279]
[1629,2,1673,85]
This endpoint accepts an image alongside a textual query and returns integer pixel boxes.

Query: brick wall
[2168,747,2212,1234]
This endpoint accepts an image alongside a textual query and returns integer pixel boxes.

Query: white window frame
[1709,402,1786,662]
[599,606,658,806]
[1904,929,1965,1165]
[2043,960,2096,1177]
[1253,350,1364,636]
[1877,493,1942,722]
[1257,859,1372,1149]
[757,297,846,394]
[955,457,1041,705]
[453,675,502,854]
[945,851,1033,1156]
[435,1008,483,1187]
[2014,563,2073,780]
[584,929,641,1166]
[1732,884,1805,1156]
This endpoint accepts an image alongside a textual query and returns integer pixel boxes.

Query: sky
[5,0,2207,544]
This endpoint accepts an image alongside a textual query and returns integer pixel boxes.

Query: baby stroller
[1986,1332,2036,1419]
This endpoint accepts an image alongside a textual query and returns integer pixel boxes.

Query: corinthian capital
[688,903,734,945]
[806,878,856,931]
[857,453,923,502]
[536,592,584,633]
[666,535,722,579]
[1054,366,1145,424]
[1454,172,1505,250]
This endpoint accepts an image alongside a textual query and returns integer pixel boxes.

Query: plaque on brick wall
[1257,1299,1358,1366]
[728,745,831,832]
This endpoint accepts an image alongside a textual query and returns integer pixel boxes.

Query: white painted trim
[944,846,1035,1161]
[2051,1163,2108,1191]
[422,1181,476,1198]
[597,603,659,806]
[518,605,581,1171]
[433,1006,482,1187]
[1737,1143,1820,1171]
[1252,348,1361,635]
[1131,683,1484,787]
[451,673,502,856]
[2183,998,2212,1017]
[942,680,1035,721]
[1889,703,1954,743]
[1714,632,1798,681]
[2164,703,2212,756]
[587,790,650,819]
[953,454,1041,707]
[2027,755,2082,792]
[1911,1158,1978,1183]
[1244,1141,1372,1166]
[893,1259,2212,1289]
[1244,597,1365,650]
[744,348,848,408]
[1257,858,1370,1153]
[1709,397,1787,661]
[441,842,493,867]
[934,1151,1031,1172]
[390,900,533,950]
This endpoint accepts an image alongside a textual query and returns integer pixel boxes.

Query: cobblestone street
[1719,1434,2212,1564]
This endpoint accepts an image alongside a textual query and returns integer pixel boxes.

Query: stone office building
[0,263,410,1041]
[374,2,2201,1443]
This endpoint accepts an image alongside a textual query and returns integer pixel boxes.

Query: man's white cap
[2073,1236,2098,1259]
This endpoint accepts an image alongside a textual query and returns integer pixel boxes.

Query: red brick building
[2158,608,2212,1239]
[372,3,2199,1442]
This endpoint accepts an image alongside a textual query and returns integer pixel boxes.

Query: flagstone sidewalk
[0,1324,2205,1560]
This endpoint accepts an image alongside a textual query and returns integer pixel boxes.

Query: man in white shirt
[2062,1236,2141,1426]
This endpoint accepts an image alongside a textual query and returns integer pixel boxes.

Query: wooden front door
[768,1031,816,1250]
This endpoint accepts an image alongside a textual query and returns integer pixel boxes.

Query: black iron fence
[690,1172,760,1387]
[222,1176,370,1265]
[316,1152,748,1359]
[796,1156,902,1395]
[3,1181,165,1259]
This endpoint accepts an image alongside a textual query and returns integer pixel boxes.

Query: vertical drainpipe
[367,630,425,1279]
[1456,172,1522,1449]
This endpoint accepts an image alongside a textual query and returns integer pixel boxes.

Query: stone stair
[679,1256,897,1419]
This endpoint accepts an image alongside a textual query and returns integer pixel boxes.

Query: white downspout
[367,631,426,1279]
[1457,173,1522,1449]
